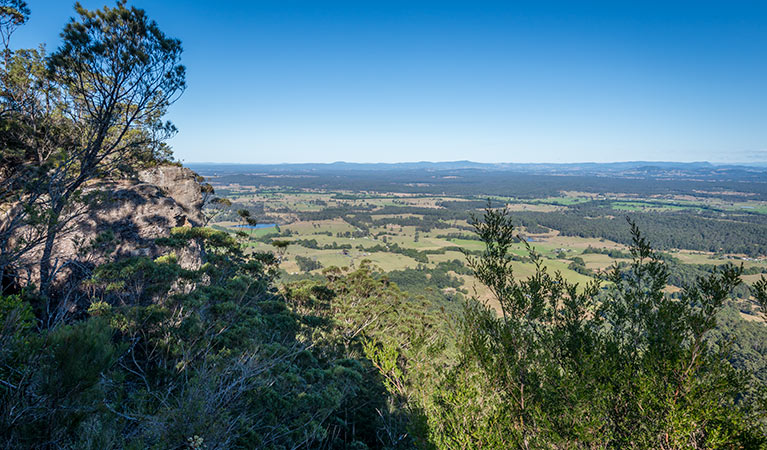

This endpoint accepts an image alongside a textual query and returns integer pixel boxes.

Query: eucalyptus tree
[0,1,59,292]
[0,1,27,52]
[0,2,185,304]
[36,2,185,296]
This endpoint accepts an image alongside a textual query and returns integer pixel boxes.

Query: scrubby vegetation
[5,203,767,448]
[2,2,767,449]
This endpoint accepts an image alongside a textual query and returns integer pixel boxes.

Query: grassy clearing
[611,201,693,212]
[280,246,421,274]
[507,203,563,212]
[733,202,767,214]
[544,235,627,251]
[446,238,485,251]
[284,218,357,235]
[215,186,767,317]
[579,253,621,271]
[428,251,468,264]
[370,213,425,220]
[742,273,767,285]
[532,196,590,206]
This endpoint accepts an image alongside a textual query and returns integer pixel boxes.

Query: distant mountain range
[188,160,767,181]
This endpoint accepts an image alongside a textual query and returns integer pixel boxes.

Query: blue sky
[10,1,767,164]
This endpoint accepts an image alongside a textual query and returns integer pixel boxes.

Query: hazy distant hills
[189,160,767,182]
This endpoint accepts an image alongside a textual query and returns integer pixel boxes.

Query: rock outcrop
[14,165,206,291]
[138,165,205,226]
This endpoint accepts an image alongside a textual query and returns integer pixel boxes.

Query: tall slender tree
[0,2,185,307]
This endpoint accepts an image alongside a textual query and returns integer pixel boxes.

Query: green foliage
[582,245,632,259]
[0,314,120,448]
[360,242,430,263]
[271,239,290,248]
[1,0,186,301]
[281,261,453,448]
[4,7,767,440]
[86,253,194,305]
[0,225,368,448]
[43,318,118,402]
[296,254,323,272]
[4,207,767,449]
[0,1,29,31]
[49,1,185,167]
[753,275,767,320]
[567,255,592,275]
[384,261,468,313]
[515,207,767,256]
[425,206,767,448]
[0,293,34,335]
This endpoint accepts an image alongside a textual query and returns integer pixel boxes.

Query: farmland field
[197,163,767,318]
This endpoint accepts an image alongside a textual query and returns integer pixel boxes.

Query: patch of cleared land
[213,186,767,307]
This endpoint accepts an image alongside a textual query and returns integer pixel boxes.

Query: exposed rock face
[15,165,205,290]
[80,179,203,268]
[138,165,205,226]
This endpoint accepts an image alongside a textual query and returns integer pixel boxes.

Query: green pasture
[216,186,767,304]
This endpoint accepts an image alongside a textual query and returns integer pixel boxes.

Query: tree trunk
[38,202,64,300]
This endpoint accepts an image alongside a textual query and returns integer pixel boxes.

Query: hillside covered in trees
[2,2,767,449]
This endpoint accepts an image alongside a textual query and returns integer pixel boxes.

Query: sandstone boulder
[14,165,205,290]
[138,165,205,226]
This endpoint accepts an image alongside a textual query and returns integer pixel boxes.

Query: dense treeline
[208,180,767,256]
[709,307,767,398]
[295,198,767,256]
[295,254,322,272]
[207,169,767,200]
[2,227,372,448]
[385,260,470,311]
[514,209,767,256]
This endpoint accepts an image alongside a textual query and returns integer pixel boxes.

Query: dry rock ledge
[16,165,206,290]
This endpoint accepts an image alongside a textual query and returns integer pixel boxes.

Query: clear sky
[10,1,767,164]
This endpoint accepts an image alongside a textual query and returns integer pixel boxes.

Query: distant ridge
[188,160,766,176]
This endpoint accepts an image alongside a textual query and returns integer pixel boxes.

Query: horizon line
[183,160,767,167]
